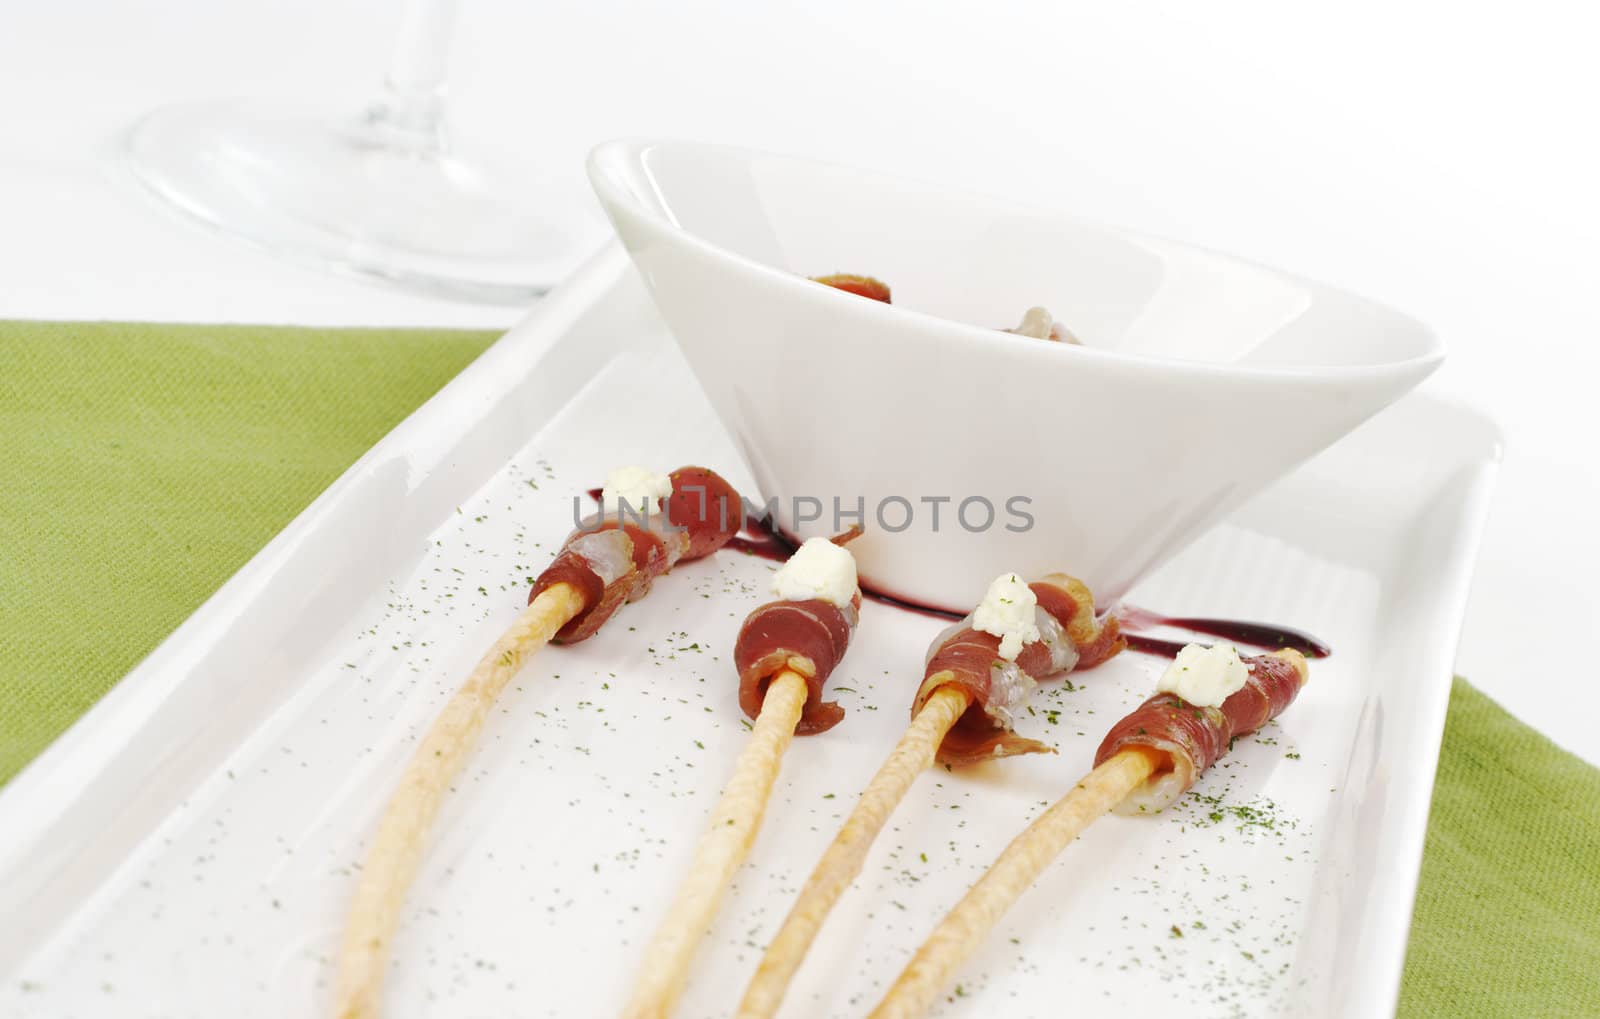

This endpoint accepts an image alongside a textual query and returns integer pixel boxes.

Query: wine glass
[123,0,592,303]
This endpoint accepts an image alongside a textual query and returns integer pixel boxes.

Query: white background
[3,0,1596,762]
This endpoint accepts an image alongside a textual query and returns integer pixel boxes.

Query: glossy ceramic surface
[588,139,1446,607]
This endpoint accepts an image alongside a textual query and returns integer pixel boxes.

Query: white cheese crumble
[771,537,858,608]
[1156,642,1250,708]
[972,572,1040,661]
[1007,306,1080,344]
[600,465,673,518]
[1011,306,1056,340]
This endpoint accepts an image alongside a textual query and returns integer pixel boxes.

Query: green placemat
[1,320,1596,1015]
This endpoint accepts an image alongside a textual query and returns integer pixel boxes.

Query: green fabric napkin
[1398,679,1600,1016]
[0,320,497,780]
[1,320,1595,1015]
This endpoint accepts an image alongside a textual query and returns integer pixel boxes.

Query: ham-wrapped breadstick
[1097,644,1307,814]
[336,465,741,1019]
[870,645,1310,1018]
[736,572,1121,1019]
[734,586,858,737]
[530,465,743,643]
[622,536,861,1019]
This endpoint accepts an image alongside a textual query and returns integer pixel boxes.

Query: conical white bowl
[588,139,1444,609]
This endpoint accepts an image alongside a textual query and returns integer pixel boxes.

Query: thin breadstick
[620,668,811,1019]
[737,684,972,1019]
[335,582,587,1019]
[867,750,1155,1019]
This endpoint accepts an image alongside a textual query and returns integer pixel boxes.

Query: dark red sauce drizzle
[726,529,790,563]
[582,483,1331,655]
[1122,634,1193,658]
[1117,607,1331,660]
[1165,617,1330,658]
[859,587,965,621]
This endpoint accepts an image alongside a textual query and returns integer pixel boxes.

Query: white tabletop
[5,1,1597,763]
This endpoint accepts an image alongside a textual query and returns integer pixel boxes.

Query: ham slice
[664,466,743,560]
[528,466,742,643]
[734,594,861,735]
[811,274,891,303]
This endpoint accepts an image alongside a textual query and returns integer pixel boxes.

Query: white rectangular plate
[0,248,1499,1019]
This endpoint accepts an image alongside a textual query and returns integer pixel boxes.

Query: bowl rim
[587,136,1448,383]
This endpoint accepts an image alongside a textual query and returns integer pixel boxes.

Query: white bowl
[587,139,1444,610]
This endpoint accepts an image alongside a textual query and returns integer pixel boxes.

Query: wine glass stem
[367,0,459,152]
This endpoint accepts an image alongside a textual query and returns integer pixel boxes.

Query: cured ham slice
[811,273,891,302]
[912,573,1123,766]
[665,465,746,558]
[735,593,860,736]
[1095,649,1308,814]
[528,465,742,643]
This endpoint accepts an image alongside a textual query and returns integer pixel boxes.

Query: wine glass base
[125,100,594,304]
